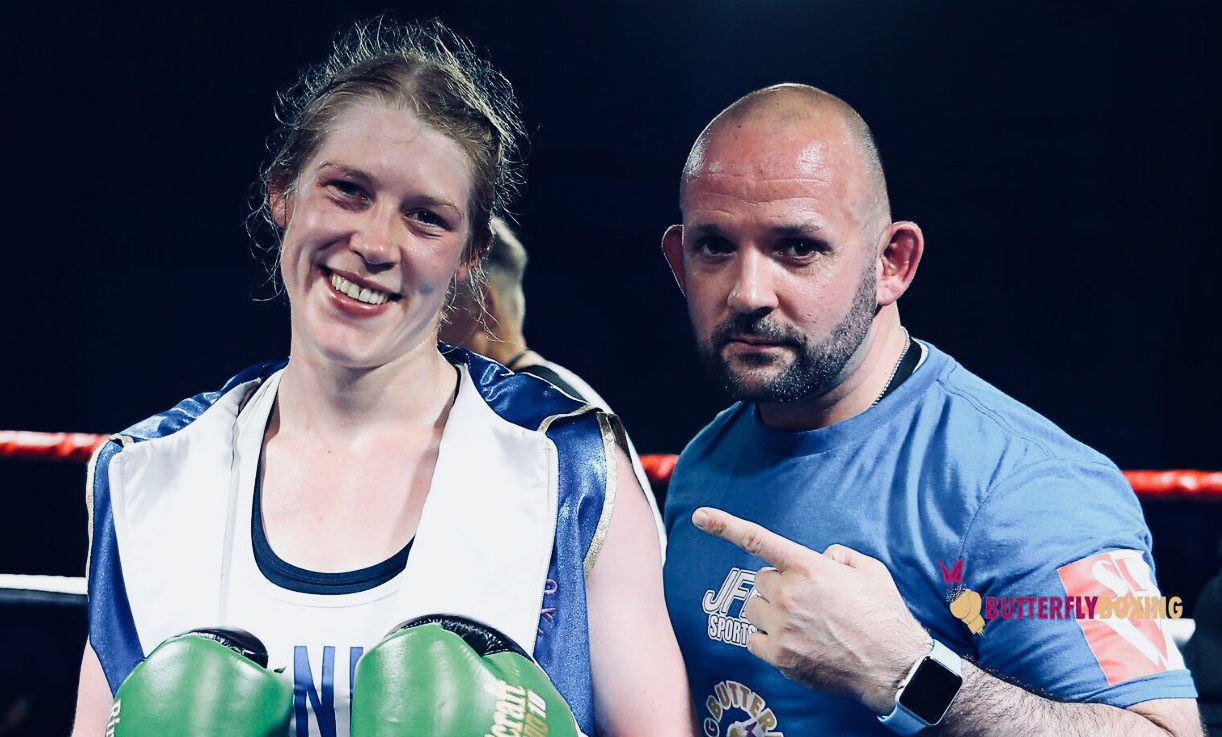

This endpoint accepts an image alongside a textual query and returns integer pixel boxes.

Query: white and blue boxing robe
[86,346,616,736]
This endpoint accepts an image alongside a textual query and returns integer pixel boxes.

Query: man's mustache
[710,314,804,348]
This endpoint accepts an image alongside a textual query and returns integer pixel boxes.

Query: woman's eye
[410,209,447,228]
[328,180,366,200]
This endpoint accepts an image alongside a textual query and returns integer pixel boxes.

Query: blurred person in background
[441,217,665,537]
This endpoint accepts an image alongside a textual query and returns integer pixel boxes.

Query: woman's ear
[269,179,292,229]
[455,230,493,285]
[472,231,494,267]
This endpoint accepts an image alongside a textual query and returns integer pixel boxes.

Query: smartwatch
[877,638,963,735]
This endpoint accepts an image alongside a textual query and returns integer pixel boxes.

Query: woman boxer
[71,18,693,736]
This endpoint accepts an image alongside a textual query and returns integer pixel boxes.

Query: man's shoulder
[920,344,1116,474]
[526,360,611,412]
[667,403,753,495]
[679,402,752,458]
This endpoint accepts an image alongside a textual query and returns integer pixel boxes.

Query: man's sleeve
[962,458,1197,707]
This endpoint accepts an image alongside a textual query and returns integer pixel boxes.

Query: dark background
[1,1,1217,731]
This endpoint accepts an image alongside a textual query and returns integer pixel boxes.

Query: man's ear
[876,221,924,307]
[661,224,687,295]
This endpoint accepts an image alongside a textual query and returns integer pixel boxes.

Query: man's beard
[696,268,877,403]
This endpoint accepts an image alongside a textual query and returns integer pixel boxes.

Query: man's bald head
[681,84,891,234]
[484,216,529,328]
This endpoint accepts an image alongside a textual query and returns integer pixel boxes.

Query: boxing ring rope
[0,431,106,463]
[0,574,86,606]
[635,454,1222,500]
[4,431,1222,499]
[0,431,1211,643]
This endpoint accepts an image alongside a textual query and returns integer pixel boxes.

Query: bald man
[660,85,1201,736]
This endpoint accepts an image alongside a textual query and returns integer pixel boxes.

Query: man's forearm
[938,661,1202,737]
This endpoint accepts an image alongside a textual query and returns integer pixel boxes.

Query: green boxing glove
[107,627,292,737]
[352,615,582,737]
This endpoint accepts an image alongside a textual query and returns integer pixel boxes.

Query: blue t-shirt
[664,342,1196,737]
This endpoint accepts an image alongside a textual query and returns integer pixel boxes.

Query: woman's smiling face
[275,102,476,371]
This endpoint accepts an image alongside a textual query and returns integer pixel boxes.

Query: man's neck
[466,322,536,368]
[758,312,909,431]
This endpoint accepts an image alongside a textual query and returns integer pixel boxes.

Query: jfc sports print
[702,567,760,648]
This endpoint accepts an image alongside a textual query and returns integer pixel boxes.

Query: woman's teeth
[330,273,389,305]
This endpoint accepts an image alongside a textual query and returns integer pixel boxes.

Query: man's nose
[350,206,399,271]
[727,249,778,314]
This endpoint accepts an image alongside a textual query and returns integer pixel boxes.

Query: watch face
[898,659,963,724]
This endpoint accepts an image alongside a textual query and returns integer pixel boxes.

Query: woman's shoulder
[116,359,287,445]
[444,345,596,433]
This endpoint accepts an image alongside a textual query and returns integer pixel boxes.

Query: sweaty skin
[665,85,920,431]
[681,85,891,241]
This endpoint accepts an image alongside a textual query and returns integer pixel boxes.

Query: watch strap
[878,639,962,735]
[878,699,928,735]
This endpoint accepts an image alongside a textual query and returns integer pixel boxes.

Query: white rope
[0,576,1204,647]
[0,574,86,596]
[1164,617,1196,648]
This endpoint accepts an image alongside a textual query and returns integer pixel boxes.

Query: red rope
[1122,470,1222,496]
[640,453,678,485]
[641,454,1222,501]
[0,431,108,463]
[2,433,1218,500]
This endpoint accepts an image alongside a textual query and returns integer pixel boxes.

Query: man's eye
[695,237,734,256]
[782,240,821,259]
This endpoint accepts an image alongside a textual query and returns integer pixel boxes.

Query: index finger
[692,507,812,572]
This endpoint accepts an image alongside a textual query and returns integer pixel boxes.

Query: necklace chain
[505,348,531,370]
[872,327,911,407]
